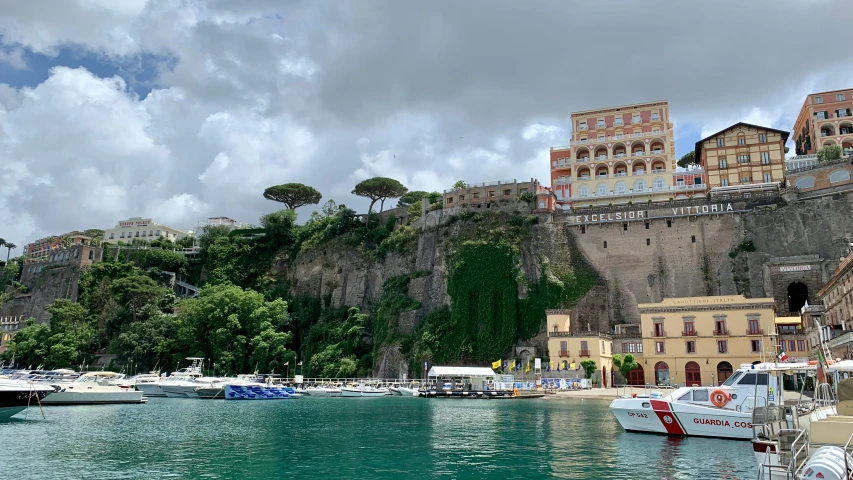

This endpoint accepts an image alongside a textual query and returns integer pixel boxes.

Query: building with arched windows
[549,100,691,209]
[695,122,788,192]
[792,88,853,157]
[638,295,776,387]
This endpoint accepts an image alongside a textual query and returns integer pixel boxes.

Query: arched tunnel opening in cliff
[787,282,809,313]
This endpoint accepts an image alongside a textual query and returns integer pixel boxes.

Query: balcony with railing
[615,172,627,177]
[714,328,729,336]
[550,129,668,151]
[682,329,697,336]
[632,118,643,124]
[559,349,569,357]
[579,350,590,357]
[554,178,571,185]
[651,330,666,338]
[569,184,703,200]
[595,123,605,129]
[549,331,571,337]
[579,125,588,131]
[746,328,765,336]
[614,153,627,158]
[632,151,645,157]
[614,119,624,126]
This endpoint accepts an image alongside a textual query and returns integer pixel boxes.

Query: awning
[775,316,802,325]
[427,366,498,377]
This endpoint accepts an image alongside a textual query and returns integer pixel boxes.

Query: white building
[102,217,190,244]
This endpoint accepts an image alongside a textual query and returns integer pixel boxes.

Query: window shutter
[847,108,851,116]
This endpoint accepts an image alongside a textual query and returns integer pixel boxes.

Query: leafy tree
[308,307,368,377]
[115,306,181,372]
[612,353,638,384]
[452,180,467,190]
[111,275,167,323]
[263,183,322,210]
[817,144,843,162]
[1,319,50,367]
[398,191,429,208]
[4,242,15,264]
[261,209,297,240]
[352,177,408,217]
[580,359,597,379]
[176,236,195,249]
[677,151,696,169]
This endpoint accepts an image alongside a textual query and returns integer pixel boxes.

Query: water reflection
[0,397,758,479]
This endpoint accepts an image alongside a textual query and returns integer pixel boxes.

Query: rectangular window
[110,233,114,239]
[646,238,650,246]
[797,340,805,351]
[751,340,761,353]
[488,190,496,198]
[503,189,511,196]
[580,341,588,356]
[748,319,761,334]
[580,225,586,234]
[764,173,772,183]
[817,111,826,120]
[447,197,454,203]
[645,221,650,229]
[155,230,161,236]
[721,178,729,187]
[686,341,696,353]
[622,343,628,353]
[653,321,664,337]
[814,96,823,104]
[683,319,695,335]
[738,154,750,164]
[837,109,847,118]
[666,219,672,228]
[655,341,665,353]
[759,133,767,143]
[603,241,607,249]
[789,340,797,352]
[715,320,727,335]
[719,158,727,168]
[637,343,643,353]
[717,340,728,353]
[473,192,480,199]
[761,152,770,164]
[741,176,752,183]
[651,113,660,121]
[120,233,124,238]
[596,120,605,128]
[837,93,845,101]
[633,115,641,124]
[691,235,696,243]
[623,224,627,232]
[717,138,725,147]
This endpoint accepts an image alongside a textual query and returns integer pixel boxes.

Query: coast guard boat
[610,362,817,440]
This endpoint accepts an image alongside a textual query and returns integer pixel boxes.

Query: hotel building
[546,309,614,386]
[23,231,94,263]
[695,122,788,193]
[792,88,853,157]
[102,217,189,244]
[549,100,697,209]
[639,295,776,387]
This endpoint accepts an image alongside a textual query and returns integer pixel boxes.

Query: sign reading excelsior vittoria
[572,203,735,225]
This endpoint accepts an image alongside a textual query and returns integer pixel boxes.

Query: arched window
[653,177,665,190]
[716,361,733,385]
[654,361,670,386]
[596,183,608,196]
[579,185,590,197]
[634,180,646,192]
[795,177,815,189]
[830,170,851,184]
[615,181,627,194]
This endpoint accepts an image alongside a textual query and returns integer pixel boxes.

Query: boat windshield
[722,371,743,386]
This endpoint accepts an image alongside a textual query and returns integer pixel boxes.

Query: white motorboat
[111,372,160,390]
[304,386,329,396]
[0,378,55,419]
[754,360,853,479]
[340,384,389,398]
[610,362,818,440]
[139,358,204,398]
[162,376,226,398]
[41,372,146,405]
[396,386,419,396]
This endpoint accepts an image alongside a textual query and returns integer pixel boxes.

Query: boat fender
[512,388,519,397]
[710,389,730,408]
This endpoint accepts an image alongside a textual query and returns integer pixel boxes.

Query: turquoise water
[1,397,757,479]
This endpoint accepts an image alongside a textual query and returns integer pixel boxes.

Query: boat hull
[136,383,166,398]
[0,387,53,419]
[610,397,754,439]
[41,389,145,405]
[224,385,297,400]
[304,387,328,397]
[341,388,387,397]
[161,384,202,398]
[396,387,418,396]
[195,387,225,399]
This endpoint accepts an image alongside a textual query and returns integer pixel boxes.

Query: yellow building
[546,309,614,386]
[549,100,694,208]
[695,122,789,192]
[639,295,776,387]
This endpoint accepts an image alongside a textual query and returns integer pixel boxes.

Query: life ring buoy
[710,389,731,408]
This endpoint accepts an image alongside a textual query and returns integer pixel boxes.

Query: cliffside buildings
[546,310,614,386]
[550,100,688,209]
[792,88,853,157]
[23,231,95,263]
[639,296,777,387]
[102,217,189,244]
[695,122,788,193]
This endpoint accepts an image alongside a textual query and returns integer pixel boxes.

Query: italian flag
[778,346,788,362]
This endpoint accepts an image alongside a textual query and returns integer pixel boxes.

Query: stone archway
[717,361,733,385]
[788,282,809,312]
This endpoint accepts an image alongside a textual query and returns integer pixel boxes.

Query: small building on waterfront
[546,309,613,386]
[102,217,190,244]
[639,295,776,387]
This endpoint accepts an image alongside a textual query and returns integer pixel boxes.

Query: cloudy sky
[1,0,852,253]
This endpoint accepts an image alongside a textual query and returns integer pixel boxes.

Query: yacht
[754,361,853,479]
[341,383,389,398]
[111,372,160,390]
[40,372,146,405]
[0,378,55,419]
[137,358,204,398]
[610,362,820,440]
